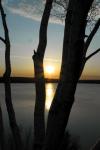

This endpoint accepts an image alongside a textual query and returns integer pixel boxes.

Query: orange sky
[0,58,100,80]
[0,4,100,80]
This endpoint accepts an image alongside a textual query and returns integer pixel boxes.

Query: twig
[85,48,100,61]
[0,37,5,43]
[84,18,100,52]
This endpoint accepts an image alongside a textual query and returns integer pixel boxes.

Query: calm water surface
[0,83,100,150]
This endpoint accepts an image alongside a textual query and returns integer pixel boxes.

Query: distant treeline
[0,77,100,84]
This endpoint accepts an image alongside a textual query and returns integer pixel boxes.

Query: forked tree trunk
[32,0,53,149]
[0,1,22,149]
[43,0,94,150]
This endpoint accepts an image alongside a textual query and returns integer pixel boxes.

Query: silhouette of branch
[84,18,100,52]
[0,37,5,43]
[85,48,100,61]
[85,34,88,38]
[54,0,67,10]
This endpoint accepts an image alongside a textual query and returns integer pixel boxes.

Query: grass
[0,127,80,150]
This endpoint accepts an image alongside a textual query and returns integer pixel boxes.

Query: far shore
[0,77,100,84]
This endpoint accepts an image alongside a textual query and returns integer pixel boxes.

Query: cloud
[3,0,100,24]
[2,0,64,24]
[3,0,44,20]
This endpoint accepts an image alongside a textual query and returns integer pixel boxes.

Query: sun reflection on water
[45,83,55,110]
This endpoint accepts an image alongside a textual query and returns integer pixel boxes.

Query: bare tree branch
[84,18,100,52]
[0,37,5,43]
[54,0,67,10]
[85,48,100,61]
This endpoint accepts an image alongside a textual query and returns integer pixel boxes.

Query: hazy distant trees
[0,0,22,149]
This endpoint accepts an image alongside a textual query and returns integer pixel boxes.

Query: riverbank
[0,77,100,84]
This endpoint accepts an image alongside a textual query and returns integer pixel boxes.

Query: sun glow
[45,65,55,74]
[45,84,54,110]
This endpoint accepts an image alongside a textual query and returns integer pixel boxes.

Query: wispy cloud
[3,0,100,24]
[3,0,64,24]
[11,55,61,63]
[4,0,44,20]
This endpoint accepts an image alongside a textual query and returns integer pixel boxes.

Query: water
[0,83,100,149]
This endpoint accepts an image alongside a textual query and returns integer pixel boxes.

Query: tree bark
[32,0,53,149]
[0,1,22,149]
[43,0,94,150]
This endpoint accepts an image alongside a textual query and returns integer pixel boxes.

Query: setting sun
[45,65,55,74]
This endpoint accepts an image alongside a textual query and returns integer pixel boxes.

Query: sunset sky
[0,0,100,79]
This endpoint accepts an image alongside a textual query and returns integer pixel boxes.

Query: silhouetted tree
[33,0,100,149]
[32,0,53,149]
[42,0,100,150]
[0,1,22,149]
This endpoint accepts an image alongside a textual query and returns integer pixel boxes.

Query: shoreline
[0,77,100,84]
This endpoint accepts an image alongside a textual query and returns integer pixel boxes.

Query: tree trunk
[33,55,46,150]
[0,1,22,149]
[43,0,94,150]
[4,78,23,150]
[32,0,53,149]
